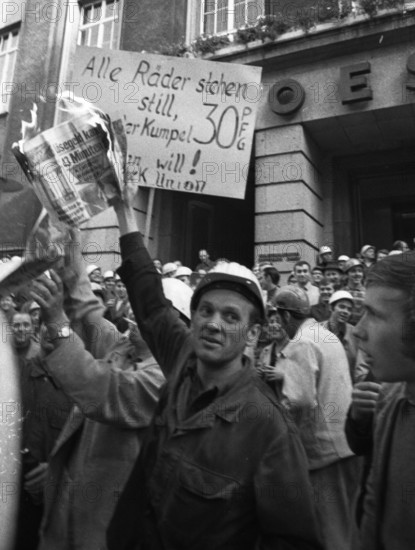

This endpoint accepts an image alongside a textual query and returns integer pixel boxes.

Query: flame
[20,103,38,142]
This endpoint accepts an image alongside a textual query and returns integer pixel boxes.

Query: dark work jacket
[107,232,323,550]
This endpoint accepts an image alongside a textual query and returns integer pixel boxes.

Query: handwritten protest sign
[72,46,262,200]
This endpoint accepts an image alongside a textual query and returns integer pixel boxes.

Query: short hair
[263,266,280,286]
[294,260,311,271]
[366,252,415,358]
[12,311,32,324]
[319,277,333,287]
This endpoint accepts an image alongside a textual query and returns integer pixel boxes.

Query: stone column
[254,123,324,279]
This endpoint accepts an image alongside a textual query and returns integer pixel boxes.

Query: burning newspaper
[12,94,127,227]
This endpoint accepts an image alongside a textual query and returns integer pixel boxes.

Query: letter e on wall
[340,62,373,104]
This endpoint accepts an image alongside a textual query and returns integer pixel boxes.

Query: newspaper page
[13,98,127,227]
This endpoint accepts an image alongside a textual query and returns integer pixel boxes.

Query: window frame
[198,0,264,37]
[0,25,20,114]
[77,0,122,50]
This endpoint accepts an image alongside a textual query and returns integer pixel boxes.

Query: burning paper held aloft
[12,94,127,227]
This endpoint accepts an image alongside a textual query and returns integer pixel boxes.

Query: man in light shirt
[294,260,320,306]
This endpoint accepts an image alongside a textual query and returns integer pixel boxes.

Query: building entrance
[356,165,415,251]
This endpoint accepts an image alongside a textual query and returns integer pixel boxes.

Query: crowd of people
[1,207,415,549]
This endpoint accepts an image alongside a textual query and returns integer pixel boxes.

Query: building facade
[1,0,415,277]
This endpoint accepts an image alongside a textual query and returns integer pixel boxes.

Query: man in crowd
[317,245,333,267]
[322,262,343,290]
[258,264,280,305]
[294,260,320,306]
[162,262,177,278]
[174,266,193,286]
[86,264,103,285]
[310,278,334,322]
[354,251,415,549]
[103,270,115,290]
[337,255,350,271]
[311,266,324,286]
[29,236,166,550]
[15,322,73,550]
[321,290,358,379]
[343,258,366,325]
[262,286,357,550]
[107,197,322,550]
[0,292,16,323]
[11,311,40,360]
[360,245,376,272]
[195,248,214,272]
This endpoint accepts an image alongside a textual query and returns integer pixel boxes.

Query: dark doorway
[164,159,256,270]
[355,167,415,250]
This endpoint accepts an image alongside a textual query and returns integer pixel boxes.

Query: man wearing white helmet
[173,265,192,287]
[107,199,322,550]
[263,285,357,550]
[344,259,366,326]
[162,261,177,278]
[321,290,358,378]
[360,245,376,272]
[103,270,116,291]
[86,264,103,284]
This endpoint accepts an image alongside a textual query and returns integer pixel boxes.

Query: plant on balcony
[235,14,291,44]
[158,40,193,57]
[355,0,404,16]
[192,33,231,55]
[160,0,406,58]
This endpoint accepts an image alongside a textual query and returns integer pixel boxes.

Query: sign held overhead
[73,46,262,200]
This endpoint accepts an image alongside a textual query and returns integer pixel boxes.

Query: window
[0,27,19,112]
[78,0,121,49]
[200,0,264,35]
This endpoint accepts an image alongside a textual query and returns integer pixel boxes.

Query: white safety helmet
[162,278,193,321]
[174,266,192,279]
[319,246,332,255]
[329,290,354,306]
[191,261,265,320]
[103,270,114,280]
[162,262,178,277]
[86,264,100,277]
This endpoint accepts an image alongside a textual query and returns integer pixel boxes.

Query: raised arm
[31,271,164,428]
[112,199,191,376]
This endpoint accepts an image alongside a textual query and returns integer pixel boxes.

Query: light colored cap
[86,264,100,276]
[329,290,354,306]
[388,250,402,256]
[337,255,350,262]
[162,262,178,276]
[191,261,265,319]
[319,246,332,254]
[361,244,375,255]
[344,258,363,272]
[28,301,40,312]
[174,266,192,278]
[103,270,114,279]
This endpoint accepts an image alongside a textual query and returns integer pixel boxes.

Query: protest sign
[72,46,262,200]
